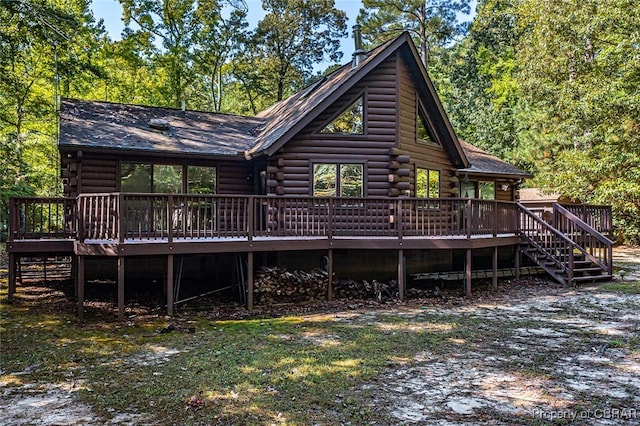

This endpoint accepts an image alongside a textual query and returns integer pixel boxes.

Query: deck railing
[11,194,521,243]
[553,203,613,275]
[9,197,76,241]
[559,204,612,236]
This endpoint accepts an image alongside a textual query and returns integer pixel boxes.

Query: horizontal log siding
[81,154,118,194]
[216,162,253,195]
[495,182,515,202]
[397,58,458,198]
[273,56,399,197]
[61,150,251,197]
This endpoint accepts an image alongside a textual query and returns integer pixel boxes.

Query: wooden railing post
[117,193,125,244]
[466,199,472,239]
[248,196,254,242]
[8,197,18,242]
[77,196,85,242]
[167,195,173,244]
[396,198,403,240]
[493,201,498,237]
[327,198,334,240]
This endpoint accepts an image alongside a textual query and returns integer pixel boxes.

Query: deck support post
[492,246,498,290]
[8,253,16,302]
[77,256,85,320]
[327,249,333,302]
[167,254,174,316]
[514,246,521,280]
[247,252,254,310]
[465,248,472,298]
[398,249,405,300]
[117,256,125,320]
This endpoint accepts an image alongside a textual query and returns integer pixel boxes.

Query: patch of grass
[0,281,463,424]
[598,281,640,294]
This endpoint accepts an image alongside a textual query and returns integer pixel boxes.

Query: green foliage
[357,0,471,67]
[440,0,640,243]
[247,0,347,103]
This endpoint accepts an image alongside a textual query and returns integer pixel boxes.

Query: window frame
[311,161,366,198]
[314,91,368,137]
[415,167,441,199]
[416,99,439,146]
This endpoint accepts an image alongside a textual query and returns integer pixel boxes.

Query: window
[416,168,440,198]
[416,103,437,144]
[187,166,216,194]
[121,163,152,193]
[313,163,363,197]
[320,97,364,134]
[478,181,495,200]
[459,181,495,199]
[120,163,182,193]
[154,165,182,193]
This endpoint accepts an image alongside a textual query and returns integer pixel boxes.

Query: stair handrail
[518,203,576,278]
[553,203,613,275]
[553,203,614,245]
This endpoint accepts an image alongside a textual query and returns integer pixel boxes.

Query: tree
[0,0,105,234]
[248,0,347,103]
[357,0,471,68]
[119,0,202,108]
[191,0,248,112]
[435,0,527,167]
[516,0,640,243]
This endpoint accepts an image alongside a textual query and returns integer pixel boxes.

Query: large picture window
[187,166,217,194]
[313,163,363,197]
[320,97,364,134]
[416,168,440,198]
[121,163,182,193]
[121,163,217,194]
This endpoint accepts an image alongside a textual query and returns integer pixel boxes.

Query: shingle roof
[249,37,398,157]
[58,33,530,181]
[458,141,532,178]
[59,99,264,158]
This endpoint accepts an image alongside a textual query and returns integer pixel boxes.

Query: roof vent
[149,118,170,130]
[352,24,366,68]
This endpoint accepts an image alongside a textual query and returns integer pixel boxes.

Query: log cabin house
[6,31,614,319]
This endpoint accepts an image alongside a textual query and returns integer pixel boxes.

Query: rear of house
[6,31,613,318]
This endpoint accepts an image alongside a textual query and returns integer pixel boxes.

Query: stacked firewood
[333,279,398,300]
[254,267,328,304]
[406,286,443,299]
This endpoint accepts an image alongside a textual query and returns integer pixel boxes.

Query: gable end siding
[397,58,458,198]
[271,55,399,197]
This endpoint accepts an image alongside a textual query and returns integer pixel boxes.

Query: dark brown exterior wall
[60,149,253,197]
[396,57,458,198]
[269,53,461,198]
[272,55,403,197]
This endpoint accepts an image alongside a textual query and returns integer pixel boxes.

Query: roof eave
[247,34,413,159]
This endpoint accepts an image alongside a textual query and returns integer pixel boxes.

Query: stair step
[573,267,606,274]
[572,275,612,283]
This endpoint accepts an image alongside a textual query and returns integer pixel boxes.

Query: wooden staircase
[518,203,613,286]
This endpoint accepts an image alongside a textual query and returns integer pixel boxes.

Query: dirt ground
[1,246,639,425]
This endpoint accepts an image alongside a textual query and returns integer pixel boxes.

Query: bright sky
[90,0,476,69]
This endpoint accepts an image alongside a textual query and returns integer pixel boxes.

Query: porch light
[501,184,510,191]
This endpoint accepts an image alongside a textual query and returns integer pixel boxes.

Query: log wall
[272,55,401,197]
[60,149,253,197]
[396,57,458,198]
[270,53,461,198]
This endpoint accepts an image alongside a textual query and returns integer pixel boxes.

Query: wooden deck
[8,194,521,253]
[6,194,613,319]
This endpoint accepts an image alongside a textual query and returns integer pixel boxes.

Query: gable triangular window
[320,97,364,134]
[417,103,438,144]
